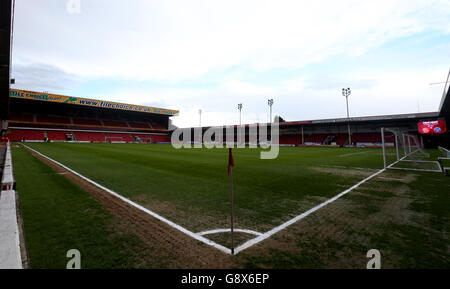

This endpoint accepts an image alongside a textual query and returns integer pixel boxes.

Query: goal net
[381,128,442,172]
[438,146,450,175]
[438,146,450,158]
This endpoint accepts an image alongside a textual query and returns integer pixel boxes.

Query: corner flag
[228,148,234,175]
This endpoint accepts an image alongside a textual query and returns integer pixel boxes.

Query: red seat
[9,129,45,141]
[132,134,170,143]
[74,132,105,142]
[305,134,328,144]
[105,133,135,142]
[47,131,71,141]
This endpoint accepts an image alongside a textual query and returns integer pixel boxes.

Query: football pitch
[11,143,450,268]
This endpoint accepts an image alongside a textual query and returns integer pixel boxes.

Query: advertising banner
[10,89,179,116]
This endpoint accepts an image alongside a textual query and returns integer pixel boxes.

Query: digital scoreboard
[417,120,447,134]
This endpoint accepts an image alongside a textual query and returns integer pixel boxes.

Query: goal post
[381,127,442,172]
[381,127,400,168]
[403,133,430,160]
[438,146,450,158]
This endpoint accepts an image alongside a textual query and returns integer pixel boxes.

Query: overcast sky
[10,0,450,127]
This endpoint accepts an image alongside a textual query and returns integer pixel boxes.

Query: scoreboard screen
[417,120,447,134]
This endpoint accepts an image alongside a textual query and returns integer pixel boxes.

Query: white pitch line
[388,167,442,173]
[22,144,421,256]
[319,165,378,171]
[377,176,406,182]
[197,228,263,236]
[233,168,387,254]
[22,145,233,255]
[339,151,368,157]
[348,167,378,171]
[400,160,440,163]
[233,153,410,255]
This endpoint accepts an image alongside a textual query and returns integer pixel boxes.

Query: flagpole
[230,167,235,255]
[229,148,235,255]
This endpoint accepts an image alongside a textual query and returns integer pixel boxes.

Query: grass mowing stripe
[12,146,159,268]
[23,144,232,255]
[23,143,385,233]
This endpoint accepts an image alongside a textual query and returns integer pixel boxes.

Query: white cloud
[11,0,450,127]
[12,0,450,81]
[92,66,447,128]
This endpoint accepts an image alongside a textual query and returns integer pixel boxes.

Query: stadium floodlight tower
[267,99,274,123]
[238,103,243,125]
[342,87,352,146]
[199,109,202,127]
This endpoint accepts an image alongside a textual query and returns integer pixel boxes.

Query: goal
[380,127,442,172]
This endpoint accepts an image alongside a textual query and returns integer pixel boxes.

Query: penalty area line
[233,154,410,255]
[233,167,387,254]
[22,145,233,255]
[339,151,369,157]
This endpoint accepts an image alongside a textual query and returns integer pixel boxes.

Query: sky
[10,0,450,128]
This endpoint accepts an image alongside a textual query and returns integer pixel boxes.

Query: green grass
[12,143,450,268]
[392,160,441,170]
[363,171,450,268]
[12,146,166,269]
[22,143,386,233]
[237,169,450,269]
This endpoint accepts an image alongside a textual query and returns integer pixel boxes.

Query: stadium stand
[105,133,134,143]
[102,120,129,128]
[9,129,45,142]
[36,115,71,124]
[74,132,106,142]
[147,134,171,143]
[335,134,348,146]
[132,134,170,143]
[10,114,34,122]
[129,122,151,129]
[46,130,72,141]
[305,134,328,145]
[279,134,301,146]
[6,89,178,144]
[72,118,102,126]
[150,122,165,130]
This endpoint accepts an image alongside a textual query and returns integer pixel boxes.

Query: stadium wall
[0,0,13,126]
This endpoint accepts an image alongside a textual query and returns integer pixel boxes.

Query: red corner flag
[228,148,234,175]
